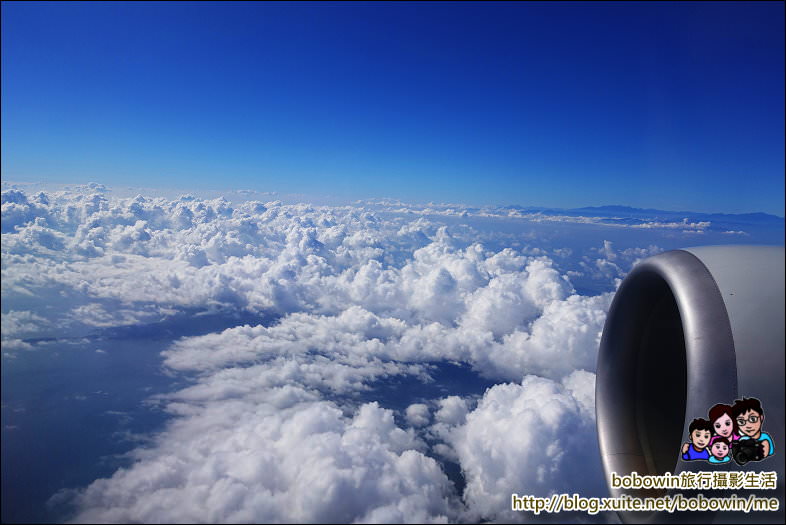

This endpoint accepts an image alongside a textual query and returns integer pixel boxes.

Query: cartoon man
[681,418,712,460]
[732,397,774,459]
[708,436,731,464]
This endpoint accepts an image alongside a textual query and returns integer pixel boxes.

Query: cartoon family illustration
[680,397,775,466]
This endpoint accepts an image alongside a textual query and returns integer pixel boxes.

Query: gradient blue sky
[2,1,784,214]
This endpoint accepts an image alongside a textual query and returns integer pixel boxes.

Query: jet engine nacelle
[596,245,784,523]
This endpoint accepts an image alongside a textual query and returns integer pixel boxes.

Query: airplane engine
[596,245,784,523]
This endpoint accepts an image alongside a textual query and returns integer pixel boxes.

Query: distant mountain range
[501,204,785,226]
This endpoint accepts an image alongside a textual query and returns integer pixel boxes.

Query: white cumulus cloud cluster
[449,371,602,523]
[70,392,458,524]
[3,187,623,523]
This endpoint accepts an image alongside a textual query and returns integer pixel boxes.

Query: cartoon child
[708,436,731,464]
[708,403,740,446]
[732,397,774,458]
[681,418,712,460]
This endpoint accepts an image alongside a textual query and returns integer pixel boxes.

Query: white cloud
[2,338,33,351]
[577,241,663,284]
[1,310,50,337]
[69,394,457,524]
[4,188,614,381]
[406,403,431,427]
[159,289,610,385]
[1,310,51,352]
[434,396,470,427]
[3,187,641,523]
[449,371,606,523]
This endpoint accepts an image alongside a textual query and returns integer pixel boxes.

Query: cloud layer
[71,393,458,524]
[2,187,634,523]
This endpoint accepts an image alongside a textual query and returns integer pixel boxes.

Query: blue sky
[2,1,784,215]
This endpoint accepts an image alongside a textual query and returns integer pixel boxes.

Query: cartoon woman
[708,403,740,446]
